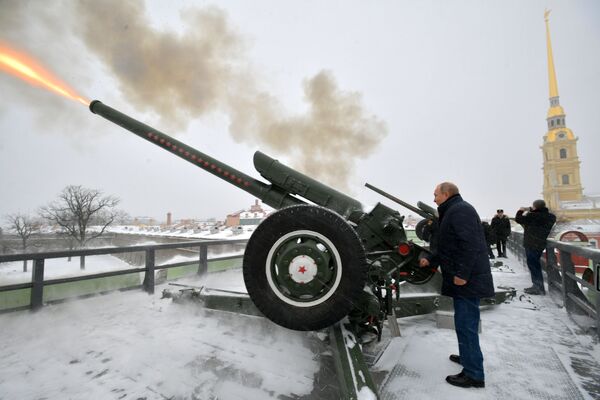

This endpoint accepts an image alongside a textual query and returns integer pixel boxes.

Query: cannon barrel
[89,100,307,210]
[90,100,363,217]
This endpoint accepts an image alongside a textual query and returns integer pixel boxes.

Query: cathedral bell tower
[541,10,583,210]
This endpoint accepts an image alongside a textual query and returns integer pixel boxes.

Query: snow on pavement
[374,251,600,400]
[0,254,599,399]
[0,268,320,400]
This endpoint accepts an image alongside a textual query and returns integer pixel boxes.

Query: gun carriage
[89,100,439,335]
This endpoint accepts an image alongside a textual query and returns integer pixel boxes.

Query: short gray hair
[438,182,459,196]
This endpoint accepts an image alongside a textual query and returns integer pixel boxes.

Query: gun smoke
[2,0,387,191]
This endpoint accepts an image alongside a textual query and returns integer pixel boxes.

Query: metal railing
[0,239,247,312]
[508,231,600,337]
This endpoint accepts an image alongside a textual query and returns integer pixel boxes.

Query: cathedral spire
[543,9,566,133]
[541,10,583,209]
[545,9,559,99]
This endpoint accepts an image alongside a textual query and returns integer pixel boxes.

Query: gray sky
[1,0,599,223]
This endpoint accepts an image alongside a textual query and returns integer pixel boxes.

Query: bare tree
[39,185,121,270]
[5,213,40,272]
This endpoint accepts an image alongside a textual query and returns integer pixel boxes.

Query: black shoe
[446,372,485,388]
[524,286,545,295]
[449,354,461,365]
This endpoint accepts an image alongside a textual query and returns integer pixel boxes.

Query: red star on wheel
[298,266,307,274]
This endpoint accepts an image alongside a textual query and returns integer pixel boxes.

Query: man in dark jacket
[515,199,556,295]
[491,209,511,257]
[419,182,494,388]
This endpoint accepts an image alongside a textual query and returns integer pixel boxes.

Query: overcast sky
[1,0,599,224]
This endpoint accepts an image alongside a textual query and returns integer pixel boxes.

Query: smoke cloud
[72,0,386,191]
[2,0,387,191]
[227,71,387,189]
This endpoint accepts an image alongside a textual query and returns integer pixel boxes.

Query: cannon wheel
[243,204,367,331]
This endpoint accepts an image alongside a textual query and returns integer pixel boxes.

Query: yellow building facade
[541,11,600,221]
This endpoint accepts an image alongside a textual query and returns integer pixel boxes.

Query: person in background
[491,209,511,258]
[515,200,556,295]
[419,182,494,388]
[481,221,495,259]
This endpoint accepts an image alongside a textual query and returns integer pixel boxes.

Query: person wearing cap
[419,182,494,388]
[491,209,511,257]
[515,199,556,295]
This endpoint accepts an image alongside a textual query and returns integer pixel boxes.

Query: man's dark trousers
[496,239,507,257]
[526,248,545,291]
[454,297,484,381]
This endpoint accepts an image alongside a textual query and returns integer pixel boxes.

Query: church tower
[541,10,584,211]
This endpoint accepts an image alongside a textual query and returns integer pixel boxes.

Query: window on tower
[551,120,554,126]
[562,175,569,185]
[560,148,567,159]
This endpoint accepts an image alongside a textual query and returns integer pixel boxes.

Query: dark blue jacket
[430,194,495,298]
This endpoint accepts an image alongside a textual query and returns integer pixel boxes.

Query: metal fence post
[30,258,45,311]
[143,249,155,294]
[198,244,208,276]
[595,261,600,338]
[558,249,576,312]
[545,246,561,293]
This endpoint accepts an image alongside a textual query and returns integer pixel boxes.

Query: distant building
[225,200,270,227]
[225,210,243,227]
[132,216,156,226]
[540,11,600,221]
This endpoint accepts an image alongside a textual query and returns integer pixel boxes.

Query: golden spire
[545,9,559,98]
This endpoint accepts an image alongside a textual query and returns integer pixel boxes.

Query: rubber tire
[243,204,367,331]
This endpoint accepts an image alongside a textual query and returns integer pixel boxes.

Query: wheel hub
[265,229,340,307]
[288,255,318,284]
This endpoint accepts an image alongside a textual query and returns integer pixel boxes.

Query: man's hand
[518,207,529,212]
[419,258,430,268]
[453,276,467,286]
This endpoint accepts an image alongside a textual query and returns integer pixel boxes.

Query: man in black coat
[419,182,494,388]
[515,199,556,295]
[491,209,511,257]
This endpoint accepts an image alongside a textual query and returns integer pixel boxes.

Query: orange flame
[0,43,89,106]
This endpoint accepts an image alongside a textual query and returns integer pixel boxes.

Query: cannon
[89,100,437,332]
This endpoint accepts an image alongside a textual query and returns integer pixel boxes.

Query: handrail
[0,238,248,262]
[507,231,600,338]
[0,239,248,312]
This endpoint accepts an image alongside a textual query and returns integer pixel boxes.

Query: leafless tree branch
[39,186,121,269]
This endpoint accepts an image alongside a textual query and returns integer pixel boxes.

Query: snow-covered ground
[0,269,321,400]
[105,224,255,240]
[0,253,599,399]
[373,255,600,400]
